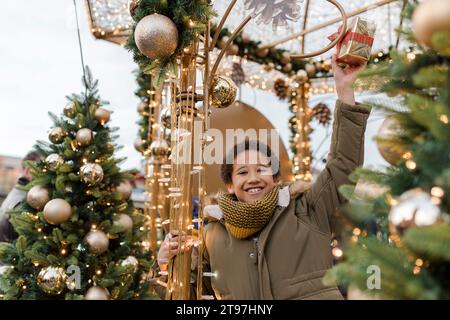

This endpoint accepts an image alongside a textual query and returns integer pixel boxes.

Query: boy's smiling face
[227,150,278,203]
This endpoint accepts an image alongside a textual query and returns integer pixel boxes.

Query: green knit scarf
[217,186,280,239]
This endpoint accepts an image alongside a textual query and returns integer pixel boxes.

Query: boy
[158,55,370,299]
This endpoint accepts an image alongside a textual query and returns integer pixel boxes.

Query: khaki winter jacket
[197,100,371,300]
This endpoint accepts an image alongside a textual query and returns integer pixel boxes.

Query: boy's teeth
[248,188,262,194]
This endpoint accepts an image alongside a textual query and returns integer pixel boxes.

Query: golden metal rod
[261,0,398,50]
[291,0,347,59]
[209,15,252,87]
[210,0,238,50]
[301,0,311,54]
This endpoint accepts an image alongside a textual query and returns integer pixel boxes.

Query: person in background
[0,150,40,243]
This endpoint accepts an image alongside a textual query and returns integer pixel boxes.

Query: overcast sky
[0,0,389,172]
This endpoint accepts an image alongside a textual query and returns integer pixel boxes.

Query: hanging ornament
[85,286,110,300]
[113,213,133,233]
[128,0,141,19]
[45,154,64,171]
[95,108,111,125]
[230,62,246,86]
[37,266,67,295]
[134,14,178,60]
[311,103,332,126]
[121,256,139,272]
[295,69,309,84]
[117,181,133,201]
[244,0,301,30]
[80,163,104,185]
[263,62,275,72]
[43,198,72,225]
[389,188,444,241]
[282,63,292,73]
[412,0,450,48]
[48,127,66,144]
[241,32,251,44]
[256,47,269,58]
[27,185,50,210]
[63,101,76,118]
[274,78,289,100]
[227,44,239,56]
[305,63,316,78]
[85,230,109,255]
[280,52,291,65]
[160,107,172,129]
[150,139,170,157]
[134,137,145,153]
[210,76,238,109]
[137,101,147,114]
[322,59,332,72]
[376,117,406,165]
[76,128,93,147]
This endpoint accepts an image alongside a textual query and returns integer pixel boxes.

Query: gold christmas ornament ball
[295,69,309,83]
[134,137,145,153]
[121,255,139,272]
[117,181,133,201]
[80,163,104,185]
[282,63,292,73]
[134,13,178,60]
[48,127,66,144]
[305,63,316,77]
[137,101,147,114]
[85,230,109,255]
[160,107,172,129]
[37,266,67,295]
[210,76,238,109]
[95,108,111,125]
[45,154,64,171]
[63,101,76,118]
[85,286,110,300]
[389,188,443,240]
[376,117,405,165]
[322,59,332,72]
[113,214,133,233]
[150,139,170,157]
[76,128,93,147]
[219,35,230,48]
[27,185,50,210]
[256,47,269,57]
[241,32,251,44]
[281,52,291,65]
[227,44,239,56]
[412,0,450,47]
[43,198,72,225]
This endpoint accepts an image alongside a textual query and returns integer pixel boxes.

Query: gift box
[328,17,377,66]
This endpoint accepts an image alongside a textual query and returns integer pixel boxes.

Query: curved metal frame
[291,0,347,59]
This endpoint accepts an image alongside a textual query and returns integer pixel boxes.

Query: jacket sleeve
[295,100,370,234]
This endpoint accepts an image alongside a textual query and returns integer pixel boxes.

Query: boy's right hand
[157,230,193,271]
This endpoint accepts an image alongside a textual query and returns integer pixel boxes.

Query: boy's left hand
[332,52,367,106]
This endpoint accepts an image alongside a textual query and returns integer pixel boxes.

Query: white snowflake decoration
[244,0,302,31]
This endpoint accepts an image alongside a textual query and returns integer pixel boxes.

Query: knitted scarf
[217,186,280,239]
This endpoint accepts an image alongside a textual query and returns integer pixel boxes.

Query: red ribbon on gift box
[328,27,374,46]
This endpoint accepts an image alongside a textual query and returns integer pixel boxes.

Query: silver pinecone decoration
[244,0,301,31]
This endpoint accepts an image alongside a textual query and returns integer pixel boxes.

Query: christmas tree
[0,68,155,300]
[324,0,450,299]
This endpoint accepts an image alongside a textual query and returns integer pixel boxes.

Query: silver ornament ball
[45,154,64,171]
[85,230,109,255]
